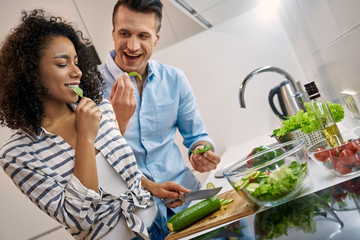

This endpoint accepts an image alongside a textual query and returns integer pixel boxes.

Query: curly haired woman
[0,9,188,240]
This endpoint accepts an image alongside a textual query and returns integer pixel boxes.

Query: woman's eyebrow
[54,54,78,59]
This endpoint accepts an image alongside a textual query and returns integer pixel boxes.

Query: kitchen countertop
[194,175,360,240]
[180,132,360,239]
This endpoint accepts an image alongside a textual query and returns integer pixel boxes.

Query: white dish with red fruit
[308,127,360,176]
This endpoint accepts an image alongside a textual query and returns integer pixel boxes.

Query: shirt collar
[106,50,124,82]
[147,60,156,81]
[20,127,53,142]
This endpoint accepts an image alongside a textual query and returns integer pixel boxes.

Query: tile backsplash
[279,0,360,109]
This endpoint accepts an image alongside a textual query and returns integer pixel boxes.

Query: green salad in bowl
[223,140,308,207]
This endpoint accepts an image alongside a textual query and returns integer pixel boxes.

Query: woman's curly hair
[0,9,106,135]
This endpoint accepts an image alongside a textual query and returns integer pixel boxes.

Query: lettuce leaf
[273,102,344,137]
[251,161,307,201]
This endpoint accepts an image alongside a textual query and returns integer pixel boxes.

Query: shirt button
[142,138,145,141]
[147,155,150,159]
[154,174,158,178]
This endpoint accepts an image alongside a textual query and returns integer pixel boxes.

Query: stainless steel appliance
[269,80,303,120]
[239,66,306,120]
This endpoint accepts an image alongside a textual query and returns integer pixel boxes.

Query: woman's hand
[75,97,102,141]
[142,178,190,208]
[73,97,102,192]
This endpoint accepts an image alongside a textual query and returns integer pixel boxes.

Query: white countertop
[182,132,360,239]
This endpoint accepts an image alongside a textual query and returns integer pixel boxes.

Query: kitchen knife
[163,187,222,205]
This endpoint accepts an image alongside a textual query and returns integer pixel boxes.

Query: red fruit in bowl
[338,149,355,165]
[324,156,337,169]
[330,147,341,157]
[354,152,360,167]
[314,148,329,162]
[342,141,360,153]
[336,161,352,174]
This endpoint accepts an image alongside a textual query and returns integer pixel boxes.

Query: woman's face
[39,36,82,104]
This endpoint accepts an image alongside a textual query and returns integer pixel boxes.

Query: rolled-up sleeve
[66,176,102,219]
[175,70,215,155]
[0,148,112,239]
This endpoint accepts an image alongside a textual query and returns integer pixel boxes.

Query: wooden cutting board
[165,189,255,240]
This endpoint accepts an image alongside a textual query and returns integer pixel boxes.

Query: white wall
[279,0,360,115]
[152,3,306,158]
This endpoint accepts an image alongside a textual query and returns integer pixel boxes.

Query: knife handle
[162,198,181,205]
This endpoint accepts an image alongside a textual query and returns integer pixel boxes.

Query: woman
[0,9,188,240]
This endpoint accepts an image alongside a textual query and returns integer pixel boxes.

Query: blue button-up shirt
[98,50,215,215]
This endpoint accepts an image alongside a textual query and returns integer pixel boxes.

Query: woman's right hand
[73,97,102,192]
[75,97,102,141]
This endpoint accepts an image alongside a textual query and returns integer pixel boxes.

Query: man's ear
[154,34,160,46]
[112,28,115,41]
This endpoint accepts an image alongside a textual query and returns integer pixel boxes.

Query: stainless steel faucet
[239,66,306,111]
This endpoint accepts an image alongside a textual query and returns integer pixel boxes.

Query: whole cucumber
[167,196,221,232]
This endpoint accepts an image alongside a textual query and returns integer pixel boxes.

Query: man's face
[112,5,160,77]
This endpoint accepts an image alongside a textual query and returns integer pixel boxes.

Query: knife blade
[163,187,222,205]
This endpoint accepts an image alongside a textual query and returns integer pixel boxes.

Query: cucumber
[245,183,259,193]
[234,178,249,190]
[242,170,260,180]
[206,182,215,189]
[167,196,221,232]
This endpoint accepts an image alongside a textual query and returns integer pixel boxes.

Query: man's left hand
[190,150,221,173]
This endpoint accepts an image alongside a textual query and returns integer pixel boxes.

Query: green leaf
[249,161,307,201]
[71,86,83,98]
[128,71,142,80]
[274,102,344,136]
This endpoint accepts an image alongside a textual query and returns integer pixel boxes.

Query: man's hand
[110,72,136,135]
[142,178,190,208]
[190,148,221,173]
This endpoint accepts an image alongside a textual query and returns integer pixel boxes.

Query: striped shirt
[0,100,154,240]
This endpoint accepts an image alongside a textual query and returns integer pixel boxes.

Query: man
[98,0,221,219]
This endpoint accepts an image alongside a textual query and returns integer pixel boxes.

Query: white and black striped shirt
[0,100,154,240]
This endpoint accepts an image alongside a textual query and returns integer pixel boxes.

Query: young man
[98,0,221,219]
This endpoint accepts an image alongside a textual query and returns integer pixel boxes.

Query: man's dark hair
[112,0,163,33]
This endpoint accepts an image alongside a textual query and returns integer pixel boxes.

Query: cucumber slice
[71,86,83,98]
[128,71,142,80]
[242,170,260,180]
[206,182,215,189]
[221,198,234,205]
[234,179,249,190]
[245,183,259,193]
